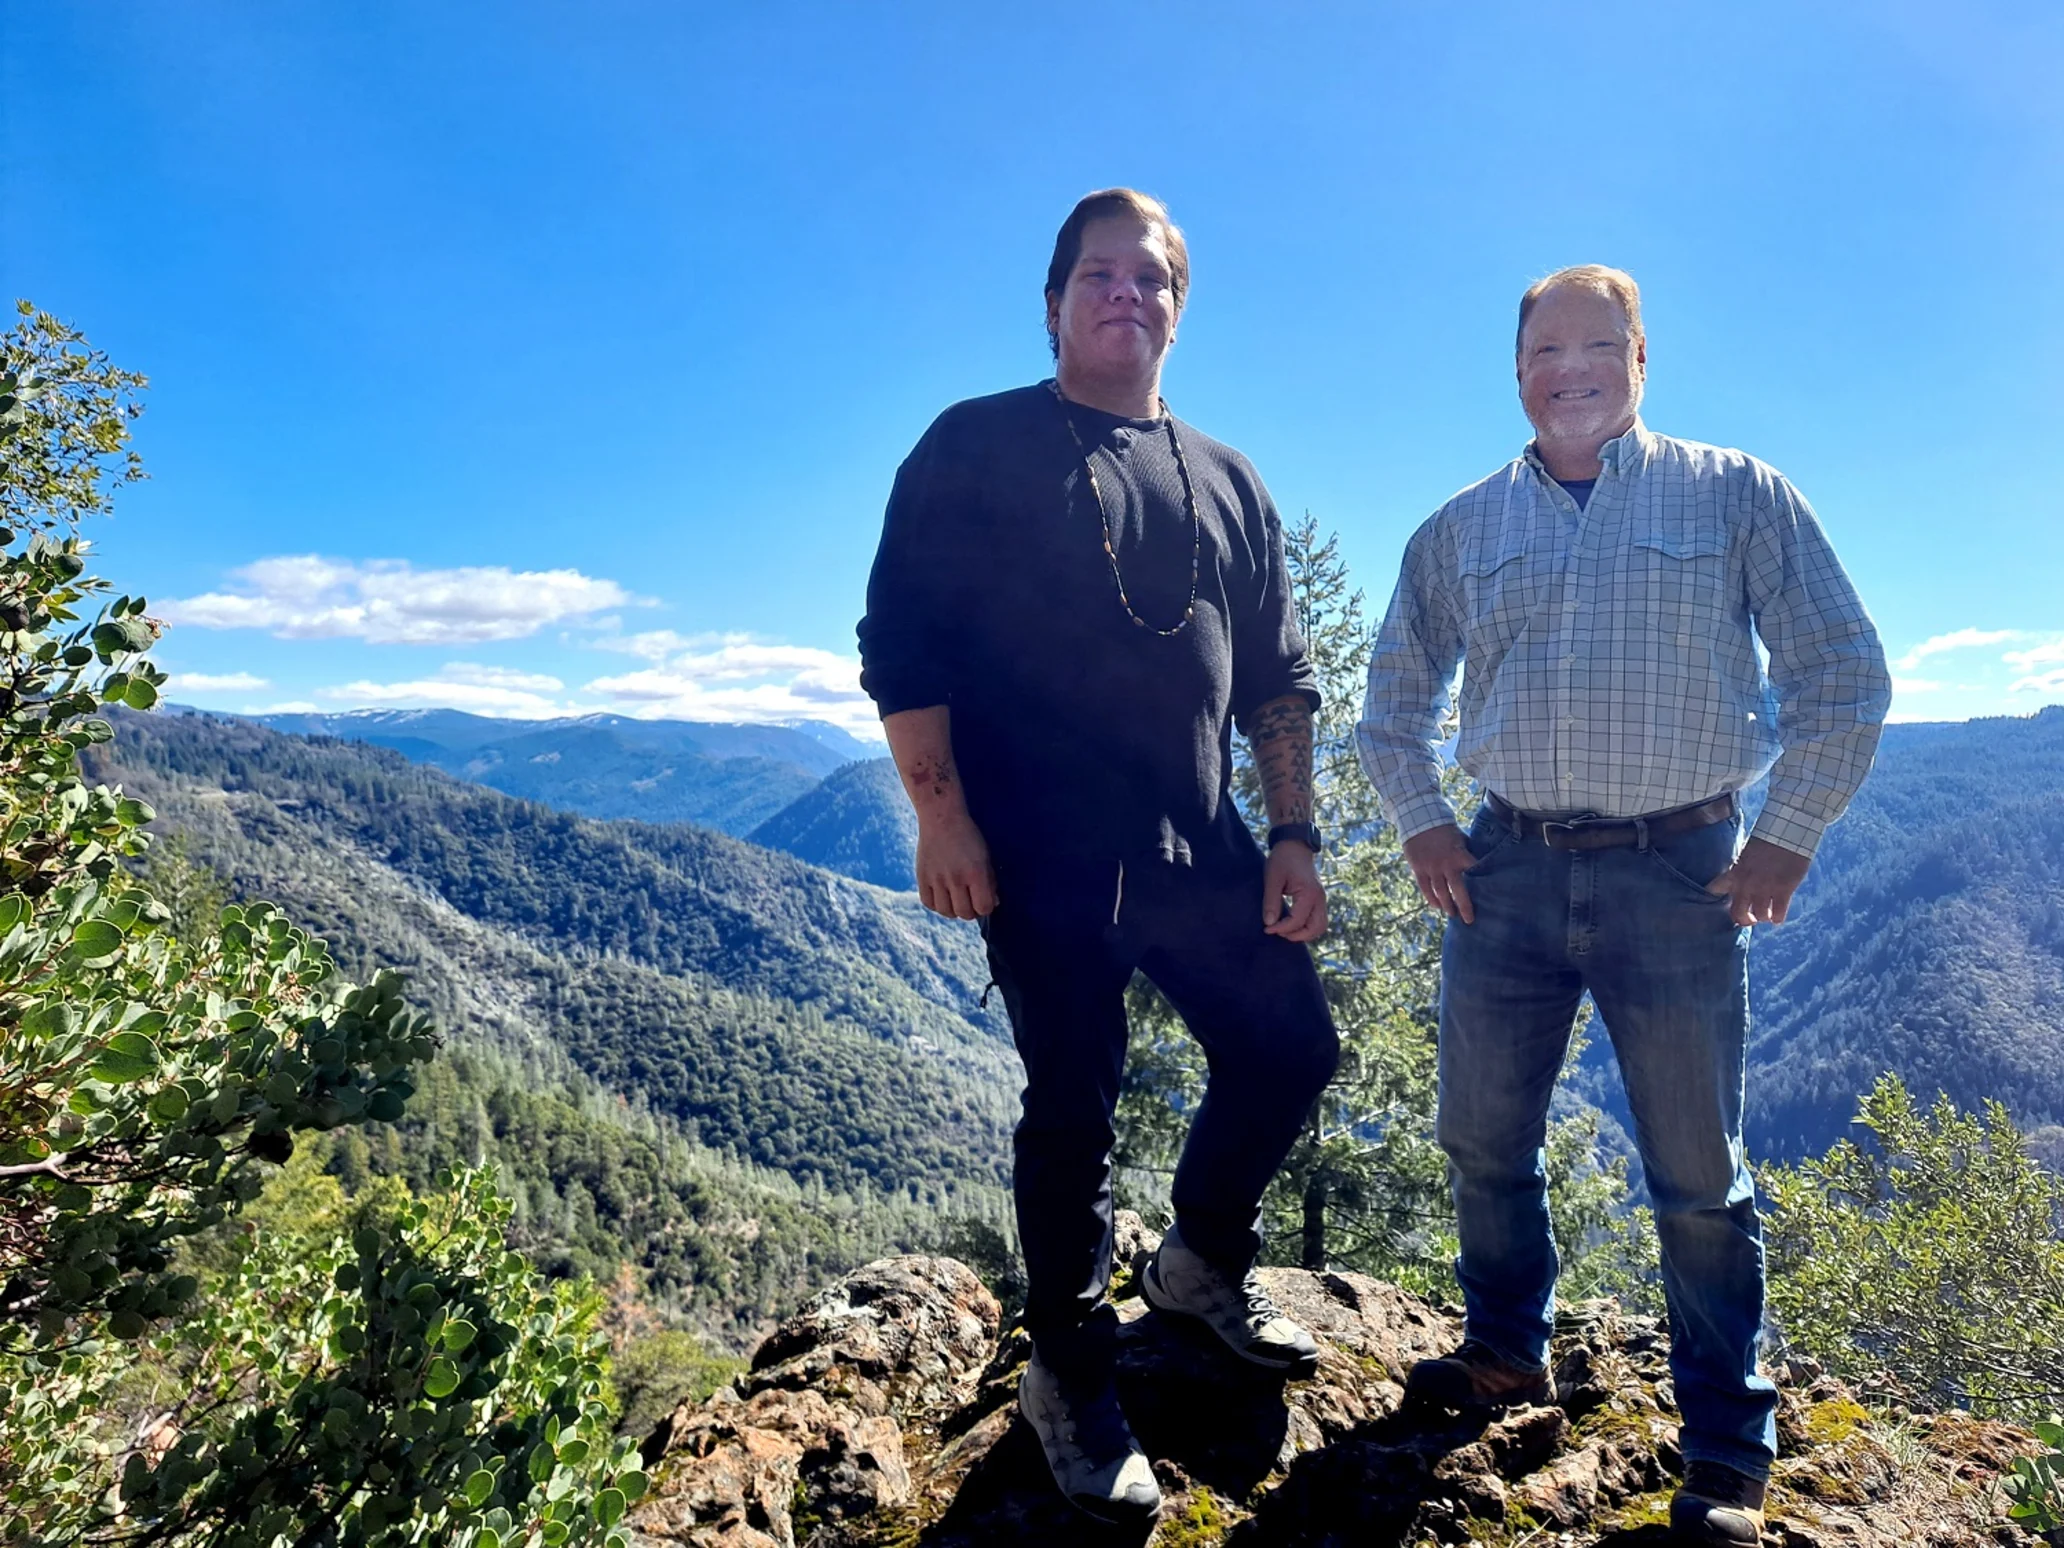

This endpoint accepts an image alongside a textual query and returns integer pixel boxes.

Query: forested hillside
[228,700,2064,1183]
[251,707,868,835]
[1745,706,2064,1158]
[157,685,2064,1310]
[748,756,917,890]
[89,712,1018,1339]
[331,1042,1009,1342]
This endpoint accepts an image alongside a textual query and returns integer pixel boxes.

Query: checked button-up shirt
[1357,421,1891,857]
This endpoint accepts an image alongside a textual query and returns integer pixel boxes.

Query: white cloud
[165,670,270,693]
[1891,676,1946,695]
[586,627,744,663]
[2009,667,2064,697]
[434,662,566,693]
[582,639,879,738]
[161,557,642,645]
[1892,628,2019,673]
[2004,638,2064,674]
[315,661,584,718]
[597,641,857,687]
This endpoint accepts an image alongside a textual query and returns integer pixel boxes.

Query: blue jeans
[1438,801,1778,1480]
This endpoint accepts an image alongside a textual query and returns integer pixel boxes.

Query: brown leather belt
[1484,790,1737,851]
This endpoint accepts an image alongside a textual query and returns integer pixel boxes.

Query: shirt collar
[1523,418,1653,481]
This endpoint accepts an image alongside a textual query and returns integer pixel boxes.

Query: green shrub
[0,302,647,1545]
[1764,1074,2064,1418]
[2006,1418,2064,1538]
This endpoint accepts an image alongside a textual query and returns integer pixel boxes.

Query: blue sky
[6,0,2061,740]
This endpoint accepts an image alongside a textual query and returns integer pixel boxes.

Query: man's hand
[1263,841,1328,942]
[915,811,999,920]
[1705,836,1811,926]
[882,705,997,921]
[1403,823,1477,924]
[1247,694,1325,943]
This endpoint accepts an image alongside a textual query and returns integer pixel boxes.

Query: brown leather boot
[1404,1339,1553,1409]
[1670,1460,1768,1545]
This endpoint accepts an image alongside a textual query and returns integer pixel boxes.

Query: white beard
[1535,388,1636,443]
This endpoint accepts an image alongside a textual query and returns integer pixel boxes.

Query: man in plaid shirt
[1357,265,1890,1546]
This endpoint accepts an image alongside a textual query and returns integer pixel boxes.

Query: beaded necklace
[1048,379,1201,637]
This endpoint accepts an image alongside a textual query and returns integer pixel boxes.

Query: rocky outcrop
[628,1217,2044,1547]
[629,1255,999,1546]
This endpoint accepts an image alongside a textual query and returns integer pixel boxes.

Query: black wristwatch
[1268,822,1324,854]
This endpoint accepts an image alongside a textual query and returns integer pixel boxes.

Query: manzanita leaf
[424,1357,460,1399]
[70,918,122,963]
[148,1085,191,1124]
[90,1031,159,1083]
[367,1088,407,1123]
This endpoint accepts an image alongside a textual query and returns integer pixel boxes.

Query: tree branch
[0,1156,71,1181]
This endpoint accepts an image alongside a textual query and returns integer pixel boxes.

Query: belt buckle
[1538,812,1602,847]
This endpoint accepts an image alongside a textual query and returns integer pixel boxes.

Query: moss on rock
[1158,1485,1232,1548]
[1603,1488,1673,1529]
[1804,1396,1871,1447]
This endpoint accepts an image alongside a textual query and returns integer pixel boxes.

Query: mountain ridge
[748,757,917,891]
[235,706,871,835]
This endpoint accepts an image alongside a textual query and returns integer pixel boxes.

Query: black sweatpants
[983,853,1339,1381]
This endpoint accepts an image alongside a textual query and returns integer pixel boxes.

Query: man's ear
[1045,289,1061,343]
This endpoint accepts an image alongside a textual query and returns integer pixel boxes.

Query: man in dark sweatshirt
[856,188,1339,1527]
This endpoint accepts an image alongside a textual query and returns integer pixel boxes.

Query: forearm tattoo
[1249,696,1314,826]
[904,753,957,803]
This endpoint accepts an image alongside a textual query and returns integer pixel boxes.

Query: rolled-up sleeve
[1358,517,1465,842]
[1744,477,1891,856]
[1229,493,1321,733]
[857,430,959,716]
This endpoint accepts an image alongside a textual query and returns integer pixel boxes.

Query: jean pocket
[1643,828,1735,903]
[1463,819,1518,875]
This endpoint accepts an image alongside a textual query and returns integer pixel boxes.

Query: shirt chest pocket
[1624,525,1736,640]
[1458,535,1542,656]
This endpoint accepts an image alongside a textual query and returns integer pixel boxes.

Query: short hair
[1044,188,1190,357]
[1516,265,1644,356]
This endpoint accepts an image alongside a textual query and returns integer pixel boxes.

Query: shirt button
[1563,600,1577,612]
[1563,654,1576,667]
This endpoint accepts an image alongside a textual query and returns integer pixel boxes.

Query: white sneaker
[1017,1350,1162,1526]
[1140,1223,1321,1374]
